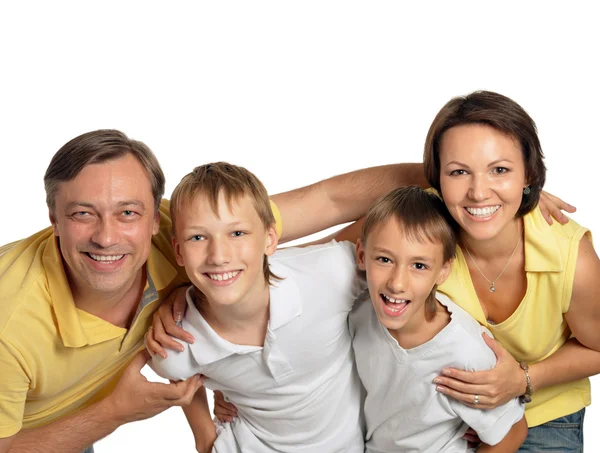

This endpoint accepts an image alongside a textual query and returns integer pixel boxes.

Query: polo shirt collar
[523,206,563,272]
[187,261,303,366]
[43,233,173,348]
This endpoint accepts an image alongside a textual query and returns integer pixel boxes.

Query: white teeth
[88,253,124,262]
[208,271,240,281]
[382,294,407,304]
[466,205,500,217]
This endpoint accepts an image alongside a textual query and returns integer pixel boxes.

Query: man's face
[50,154,159,301]
[173,191,278,308]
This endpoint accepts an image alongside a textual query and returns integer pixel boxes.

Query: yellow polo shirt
[439,206,592,427]
[0,199,282,437]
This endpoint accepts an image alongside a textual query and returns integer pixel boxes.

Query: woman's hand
[433,333,525,409]
[145,286,194,358]
[538,190,576,225]
[213,390,238,423]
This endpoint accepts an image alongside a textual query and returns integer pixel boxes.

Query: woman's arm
[434,235,600,409]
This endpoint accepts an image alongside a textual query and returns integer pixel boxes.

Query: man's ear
[49,210,59,237]
[265,224,279,257]
[172,236,185,267]
[356,238,367,271]
[436,257,454,286]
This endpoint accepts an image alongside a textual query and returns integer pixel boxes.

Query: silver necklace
[463,234,522,293]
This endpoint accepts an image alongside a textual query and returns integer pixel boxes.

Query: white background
[0,1,598,451]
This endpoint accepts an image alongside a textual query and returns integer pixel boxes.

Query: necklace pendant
[490,282,496,293]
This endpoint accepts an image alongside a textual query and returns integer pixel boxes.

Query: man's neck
[70,269,146,329]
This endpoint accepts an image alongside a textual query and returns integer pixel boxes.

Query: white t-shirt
[151,240,367,453]
[349,292,524,453]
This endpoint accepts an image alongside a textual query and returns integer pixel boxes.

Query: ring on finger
[473,394,480,405]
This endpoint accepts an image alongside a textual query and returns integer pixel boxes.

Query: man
[0,129,424,453]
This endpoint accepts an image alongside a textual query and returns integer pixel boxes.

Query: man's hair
[170,162,280,284]
[423,90,546,217]
[44,129,165,213]
[362,186,456,321]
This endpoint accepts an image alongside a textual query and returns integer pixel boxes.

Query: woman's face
[438,123,528,242]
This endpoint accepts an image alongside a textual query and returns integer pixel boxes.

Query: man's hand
[146,286,194,358]
[538,190,576,225]
[102,350,204,424]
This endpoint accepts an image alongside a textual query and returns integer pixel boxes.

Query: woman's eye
[493,167,509,174]
[449,169,467,176]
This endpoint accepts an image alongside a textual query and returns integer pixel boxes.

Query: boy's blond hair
[362,186,456,321]
[171,162,280,283]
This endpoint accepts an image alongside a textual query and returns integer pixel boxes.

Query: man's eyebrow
[64,200,146,210]
[116,200,146,208]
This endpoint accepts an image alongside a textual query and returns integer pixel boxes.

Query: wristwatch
[519,361,533,404]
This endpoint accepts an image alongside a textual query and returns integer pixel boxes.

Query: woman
[425,91,600,451]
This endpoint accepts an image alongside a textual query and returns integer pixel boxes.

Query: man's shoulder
[0,228,54,330]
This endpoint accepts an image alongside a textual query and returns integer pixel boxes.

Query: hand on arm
[146,286,195,358]
[271,163,427,244]
[6,351,204,453]
[477,416,528,453]
[538,190,576,225]
[435,333,600,410]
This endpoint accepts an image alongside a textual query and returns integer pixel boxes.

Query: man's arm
[182,387,217,453]
[3,351,203,453]
[477,416,527,453]
[271,163,427,243]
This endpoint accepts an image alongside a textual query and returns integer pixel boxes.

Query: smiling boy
[350,186,527,452]
[150,162,367,452]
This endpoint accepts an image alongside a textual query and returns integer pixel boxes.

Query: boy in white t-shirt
[349,186,527,452]
[148,162,366,452]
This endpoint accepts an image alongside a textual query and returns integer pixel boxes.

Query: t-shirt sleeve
[0,338,29,437]
[447,323,524,445]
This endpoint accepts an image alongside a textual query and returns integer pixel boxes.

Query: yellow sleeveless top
[438,206,591,427]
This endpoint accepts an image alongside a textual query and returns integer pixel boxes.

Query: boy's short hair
[171,161,280,283]
[362,186,456,321]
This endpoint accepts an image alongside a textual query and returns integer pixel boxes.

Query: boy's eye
[413,262,428,270]
[190,235,205,242]
[231,231,245,237]
[376,256,391,264]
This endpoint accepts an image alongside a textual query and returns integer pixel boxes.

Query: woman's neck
[460,218,523,262]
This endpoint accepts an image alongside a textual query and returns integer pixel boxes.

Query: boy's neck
[194,284,271,347]
[389,300,451,350]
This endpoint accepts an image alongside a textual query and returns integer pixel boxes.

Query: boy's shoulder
[435,293,496,371]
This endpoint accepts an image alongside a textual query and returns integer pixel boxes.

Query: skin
[50,154,160,322]
[355,217,452,349]
[172,191,278,346]
[432,124,600,414]
[0,155,205,453]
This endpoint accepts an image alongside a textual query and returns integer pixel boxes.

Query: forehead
[367,217,444,256]
[439,123,522,161]
[55,154,154,207]
[178,191,262,225]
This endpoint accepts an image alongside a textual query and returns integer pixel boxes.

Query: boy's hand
[146,286,194,358]
[102,350,204,424]
[538,190,576,225]
[213,390,238,422]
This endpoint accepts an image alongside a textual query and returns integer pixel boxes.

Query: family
[1,91,598,452]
